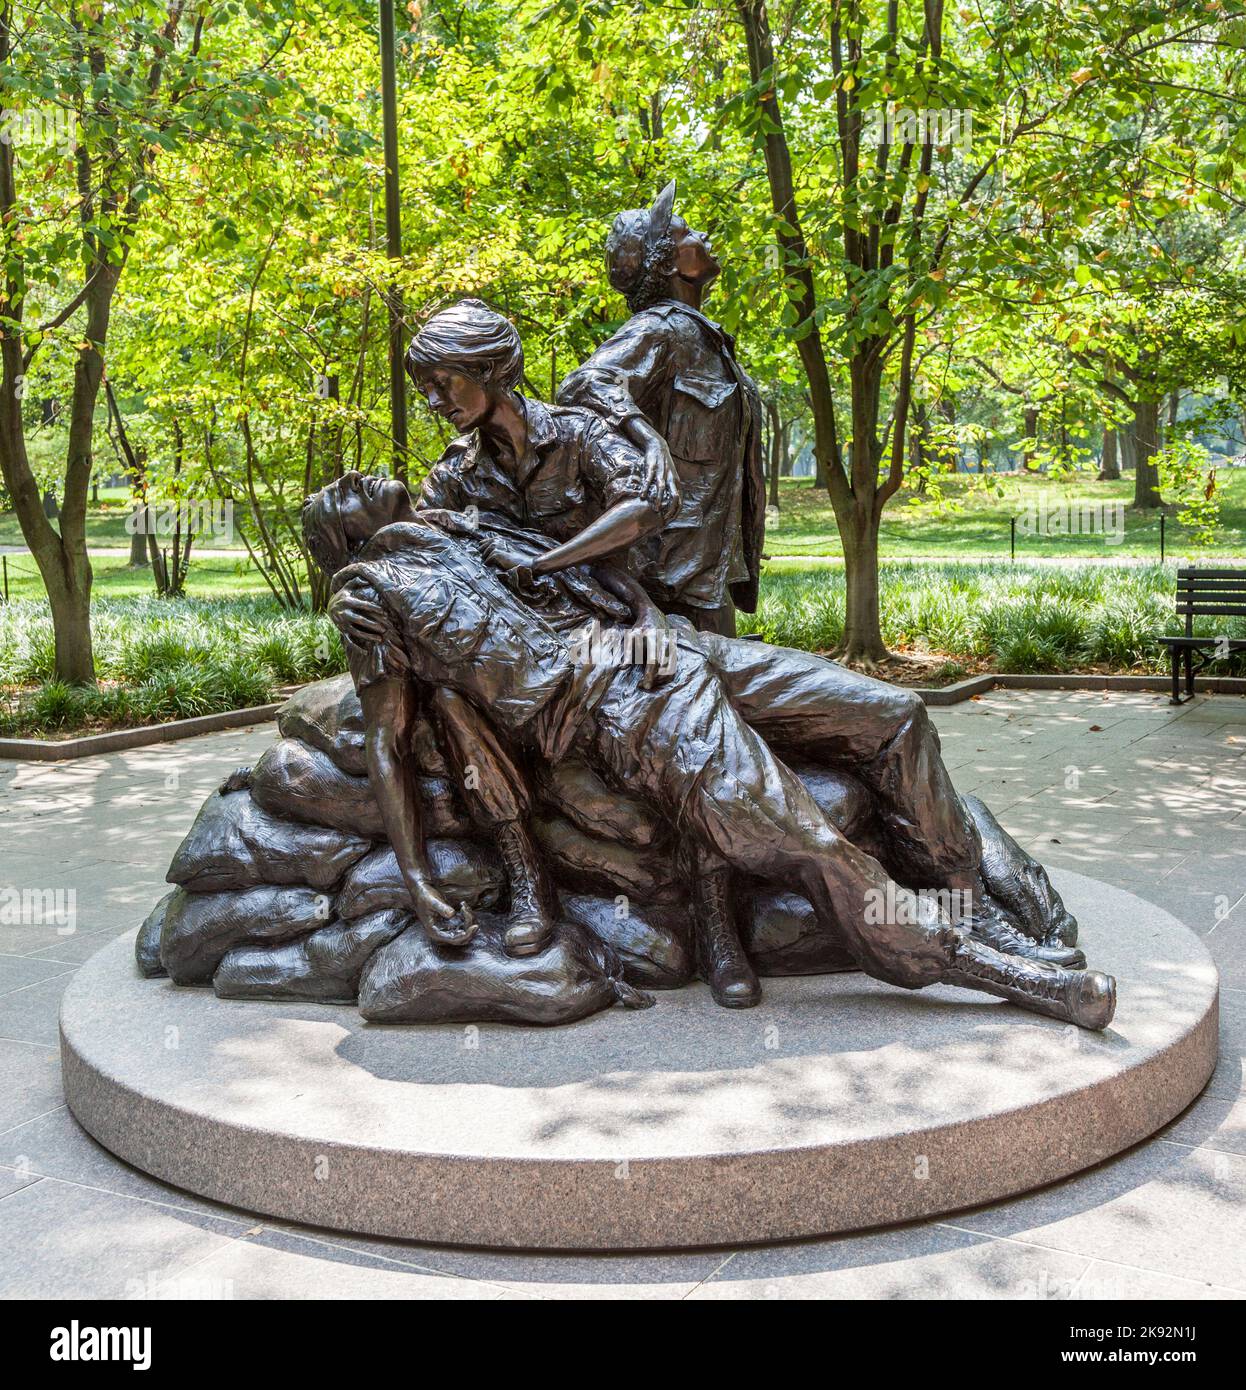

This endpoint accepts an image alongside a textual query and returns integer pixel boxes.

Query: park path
[0,689,1242,1299]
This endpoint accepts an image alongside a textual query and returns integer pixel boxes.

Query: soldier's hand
[479,535,531,574]
[558,568,632,622]
[503,562,538,593]
[328,580,388,646]
[631,597,677,691]
[407,875,477,947]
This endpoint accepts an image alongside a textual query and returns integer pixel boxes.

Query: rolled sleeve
[558,367,645,429]
[577,417,644,507]
[332,573,410,691]
[556,318,668,429]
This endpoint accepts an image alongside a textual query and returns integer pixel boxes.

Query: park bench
[1159,567,1246,705]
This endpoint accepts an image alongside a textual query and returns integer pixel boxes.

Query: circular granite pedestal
[60,870,1218,1250]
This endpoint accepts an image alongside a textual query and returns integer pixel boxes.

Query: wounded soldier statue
[135,286,1116,1033]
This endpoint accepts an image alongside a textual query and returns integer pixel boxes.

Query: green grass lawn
[7,468,1245,572]
[0,553,278,602]
[0,502,250,552]
[766,469,1246,559]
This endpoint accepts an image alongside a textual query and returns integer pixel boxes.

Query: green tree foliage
[4,0,1246,677]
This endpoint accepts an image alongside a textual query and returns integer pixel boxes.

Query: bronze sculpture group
[137,183,1117,1032]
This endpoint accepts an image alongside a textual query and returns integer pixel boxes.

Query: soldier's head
[406,299,524,433]
[605,181,721,312]
[302,470,412,576]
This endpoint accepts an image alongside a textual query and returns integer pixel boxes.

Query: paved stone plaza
[1,689,1242,1299]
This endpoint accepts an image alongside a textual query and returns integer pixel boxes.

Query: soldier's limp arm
[358,675,475,947]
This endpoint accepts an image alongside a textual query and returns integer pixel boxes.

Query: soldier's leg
[612,676,1113,1028]
[430,686,554,957]
[697,634,1085,964]
[694,633,978,889]
[680,839,760,1009]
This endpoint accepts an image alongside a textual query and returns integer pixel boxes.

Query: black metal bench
[1159,567,1246,705]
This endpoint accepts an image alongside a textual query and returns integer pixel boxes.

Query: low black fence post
[1160,512,1166,564]
[1010,515,1016,562]
[2,554,7,603]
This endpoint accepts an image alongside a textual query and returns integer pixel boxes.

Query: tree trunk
[814,450,828,489]
[765,399,781,511]
[37,259,120,682]
[909,400,928,491]
[44,553,95,684]
[737,0,911,664]
[105,380,151,568]
[128,504,149,566]
[1098,427,1119,481]
[840,501,887,664]
[840,341,894,662]
[1118,424,1136,473]
[1023,407,1038,471]
[1130,398,1163,509]
[0,264,106,684]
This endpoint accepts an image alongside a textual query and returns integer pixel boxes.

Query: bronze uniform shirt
[331,522,616,763]
[415,397,655,542]
[557,299,763,611]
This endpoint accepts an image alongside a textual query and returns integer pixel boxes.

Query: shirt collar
[514,397,558,486]
[648,297,737,355]
[458,397,558,488]
[524,396,558,451]
[452,432,481,474]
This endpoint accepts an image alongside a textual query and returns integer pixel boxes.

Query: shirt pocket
[525,469,584,530]
[667,373,738,463]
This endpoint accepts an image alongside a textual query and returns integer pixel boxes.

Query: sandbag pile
[138,676,505,993]
[138,674,890,1025]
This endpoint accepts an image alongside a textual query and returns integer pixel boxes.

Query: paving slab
[0,1166,40,1201]
[0,1038,64,1134]
[688,1225,1092,1301]
[269,1224,731,1300]
[1069,1261,1244,1300]
[945,1142,1246,1292]
[151,1226,511,1301]
[0,1177,249,1299]
[1162,1092,1246,1156]
[2,973,75,1046]
[0,955,76,996]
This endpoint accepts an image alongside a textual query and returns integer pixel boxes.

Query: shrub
[739,560,1202,675]
[0,595,344,737]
